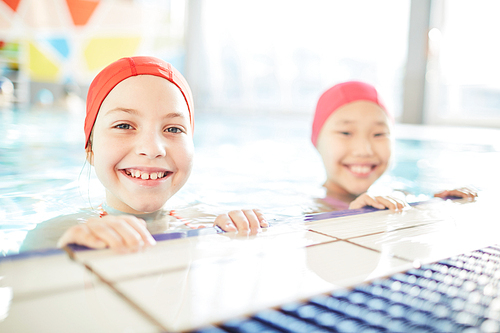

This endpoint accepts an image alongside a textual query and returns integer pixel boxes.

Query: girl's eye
[166,127,183,133]
[115,123,132,130]
[374,132,388,137]
[338,131,351,136]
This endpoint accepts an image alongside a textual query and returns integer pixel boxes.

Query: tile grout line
[309,228,386,241]
[306,229,413,263]
[342,239,413,263]
[63,229,340,285]
[63,246,169,333]
[55,215,428,330]
[10,283,98,303]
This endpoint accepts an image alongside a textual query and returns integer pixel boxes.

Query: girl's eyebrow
[105,107,186,119]
[335,119,356,124]
[336,119,388,125]
[105,107,139,115]
[162,112,186,119]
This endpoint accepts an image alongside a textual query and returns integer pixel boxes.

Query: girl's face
[316,101,392,199]
[88,75,194,214]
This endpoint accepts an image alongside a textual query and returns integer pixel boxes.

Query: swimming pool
[1,108,500,256]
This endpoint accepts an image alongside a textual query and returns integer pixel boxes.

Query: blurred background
[0,0,499,126]
[1,0,500,255]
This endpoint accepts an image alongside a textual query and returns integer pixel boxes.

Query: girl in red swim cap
[312,81,477,212]
[58,56,267,252]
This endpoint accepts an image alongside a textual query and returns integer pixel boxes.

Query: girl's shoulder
[19,208,102,252]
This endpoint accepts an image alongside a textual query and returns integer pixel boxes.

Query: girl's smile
[121,168,172,181]
[343,163,380,178]
[120,167,173,186]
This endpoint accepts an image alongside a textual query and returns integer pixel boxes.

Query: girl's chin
[106,190,170,214]
[345,180,376,196]
[346,186,371,197]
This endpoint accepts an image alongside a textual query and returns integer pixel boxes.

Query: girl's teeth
[126,169,166,179]
[350,165,371,174]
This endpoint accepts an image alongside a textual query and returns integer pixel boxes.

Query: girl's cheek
[173,140,194,166]
[376,140,392,160]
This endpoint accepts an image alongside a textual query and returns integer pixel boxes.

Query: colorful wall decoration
[0,0,186,94]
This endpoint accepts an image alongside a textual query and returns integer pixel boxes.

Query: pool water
[1,108,499,256]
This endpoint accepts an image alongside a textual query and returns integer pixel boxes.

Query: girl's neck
[323,180,357,203]
[102,202,164,222]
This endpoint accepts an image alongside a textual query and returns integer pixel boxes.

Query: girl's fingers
[434,190,448,198]
[91,216,154,252]
[242,209,261,234]
[348,197,366,209]
[375,196,407,211]
[79,226,108,249]
[121,216,156,247]
[86,222,127,251]
[388,197,406,210]
[362,195,385,210]
[350,194,407,211]
[455,187,478,198]
[375,197,394,210]
[253,209,269,227]
[447,190,467,198]
[228,210,251,233]
[214,214,237,232]
[435,188,478,199]
[57,225,106,249]
[214,209,268,233]
[58,216,155,252]
[104,219,147,252]
[466,187,478,197]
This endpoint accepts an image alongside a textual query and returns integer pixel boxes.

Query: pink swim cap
[84,56,194,149]
[311,81,390,147]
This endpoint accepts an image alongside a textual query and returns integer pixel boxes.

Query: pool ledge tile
[70,225,336,283]
[111,241,411,332]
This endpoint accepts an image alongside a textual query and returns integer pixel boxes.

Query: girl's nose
[136,131,167,159]
[352,137,374,156]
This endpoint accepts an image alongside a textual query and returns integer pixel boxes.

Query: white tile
[3,196,494,332]
[349,198,500,264]
[307,209,400,239]
[306,198,490,240]
[305,203,451,239]
[0,252,95,298]
[113,241,410,331]
[72,226,335,282]
[0,283,161,333]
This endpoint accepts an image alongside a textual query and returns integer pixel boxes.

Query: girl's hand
[57,215,156,253]
[349,193,409,211]
[214,209,268,234]
[434,186,478,200]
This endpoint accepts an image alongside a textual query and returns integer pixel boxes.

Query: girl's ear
[86,147,94,166]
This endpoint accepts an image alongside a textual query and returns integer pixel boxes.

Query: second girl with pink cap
[311,81,477,212]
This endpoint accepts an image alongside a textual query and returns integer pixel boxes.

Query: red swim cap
[84,56,194,149]
[311,81,390,147]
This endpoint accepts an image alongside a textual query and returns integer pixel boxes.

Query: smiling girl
[56,56,267,252]
[311,81,477,212]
